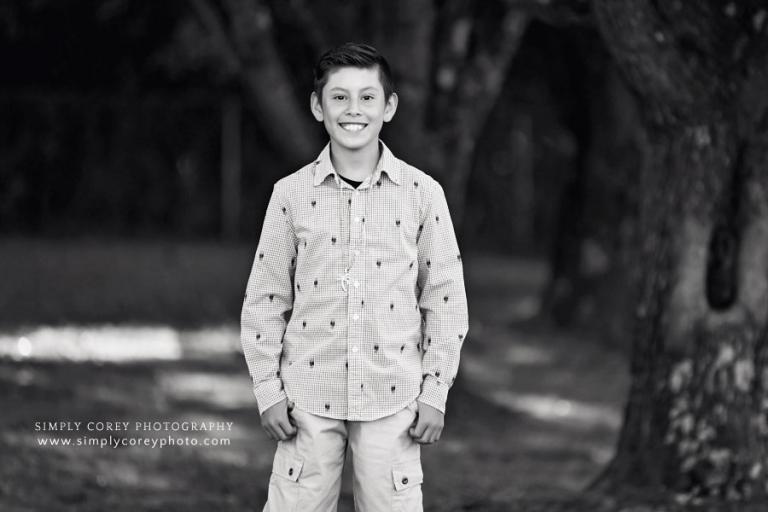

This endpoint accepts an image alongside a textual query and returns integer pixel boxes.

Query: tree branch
[189,0,241,75]
[191,0,320,162]
[506,0,592,26]
[591,0,721,122]
[451,4,529,138]
[432,2,530,225]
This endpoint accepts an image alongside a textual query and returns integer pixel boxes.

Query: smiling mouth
[339,123,367,132]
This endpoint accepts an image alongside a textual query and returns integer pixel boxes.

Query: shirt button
[354,281,360,288]
[402,477,408,485]
[352,346,359,353]
[353,314,359,321]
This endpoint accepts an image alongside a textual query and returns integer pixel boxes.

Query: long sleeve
[416,180,469,413]
[241,183,297,415]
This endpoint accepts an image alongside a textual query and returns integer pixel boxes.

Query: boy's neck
[329,140,381,182]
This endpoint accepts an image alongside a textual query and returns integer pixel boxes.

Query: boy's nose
[346,99,361,115]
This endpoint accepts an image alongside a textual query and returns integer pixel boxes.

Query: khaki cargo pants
[263,401,423,512]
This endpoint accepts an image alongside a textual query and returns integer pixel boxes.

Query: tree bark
[590,0,768,503]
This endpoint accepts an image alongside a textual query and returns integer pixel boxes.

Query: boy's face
[311,66,398,153]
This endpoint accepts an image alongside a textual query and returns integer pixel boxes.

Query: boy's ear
[310,92,324,122]
[383,92,398,123]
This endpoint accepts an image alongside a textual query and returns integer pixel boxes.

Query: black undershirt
[339,174,363,189]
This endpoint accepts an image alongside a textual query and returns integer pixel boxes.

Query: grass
[0,237,252,327]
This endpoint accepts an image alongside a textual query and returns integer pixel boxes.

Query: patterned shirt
[241,141,469,421]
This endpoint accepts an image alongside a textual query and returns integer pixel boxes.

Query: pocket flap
[272,449,303,482]
[392,460,423,491]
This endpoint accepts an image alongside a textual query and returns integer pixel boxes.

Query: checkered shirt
[241,141,469,421]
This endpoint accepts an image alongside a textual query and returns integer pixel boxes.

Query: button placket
[347,186,367,415]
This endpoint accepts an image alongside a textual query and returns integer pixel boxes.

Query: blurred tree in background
[0,0,606,255]
[588,0,768,506]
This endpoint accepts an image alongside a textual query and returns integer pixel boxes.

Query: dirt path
[0,252,629,511]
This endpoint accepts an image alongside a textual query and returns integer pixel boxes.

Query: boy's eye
[333,95,347,101]
[362,95,374,101]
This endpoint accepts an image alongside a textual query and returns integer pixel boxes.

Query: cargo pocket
[391,459,423,512]
[266,447,304,512]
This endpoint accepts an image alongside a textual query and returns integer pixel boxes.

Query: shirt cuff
[253,379,287,416]
[417,375,449,414]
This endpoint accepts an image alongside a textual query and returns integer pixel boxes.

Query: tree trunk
[590,0,768,504]
[596,117,768,497]
[191,0,320,164]
[432,5,529,229]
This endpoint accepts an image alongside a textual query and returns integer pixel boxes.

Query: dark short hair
[313,42,395,100]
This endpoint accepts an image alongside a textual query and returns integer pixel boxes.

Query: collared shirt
[241,141,469,421]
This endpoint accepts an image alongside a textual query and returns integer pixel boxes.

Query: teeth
[340,123,366,132]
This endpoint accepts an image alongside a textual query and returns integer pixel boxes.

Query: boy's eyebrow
[327,86,380,93]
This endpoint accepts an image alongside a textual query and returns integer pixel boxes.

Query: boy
[241,42,468,511]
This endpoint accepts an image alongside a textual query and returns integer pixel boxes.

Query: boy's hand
[409,401,444,445]
[261,399,297,441]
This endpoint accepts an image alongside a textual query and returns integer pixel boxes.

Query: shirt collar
[312,141,401,187]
